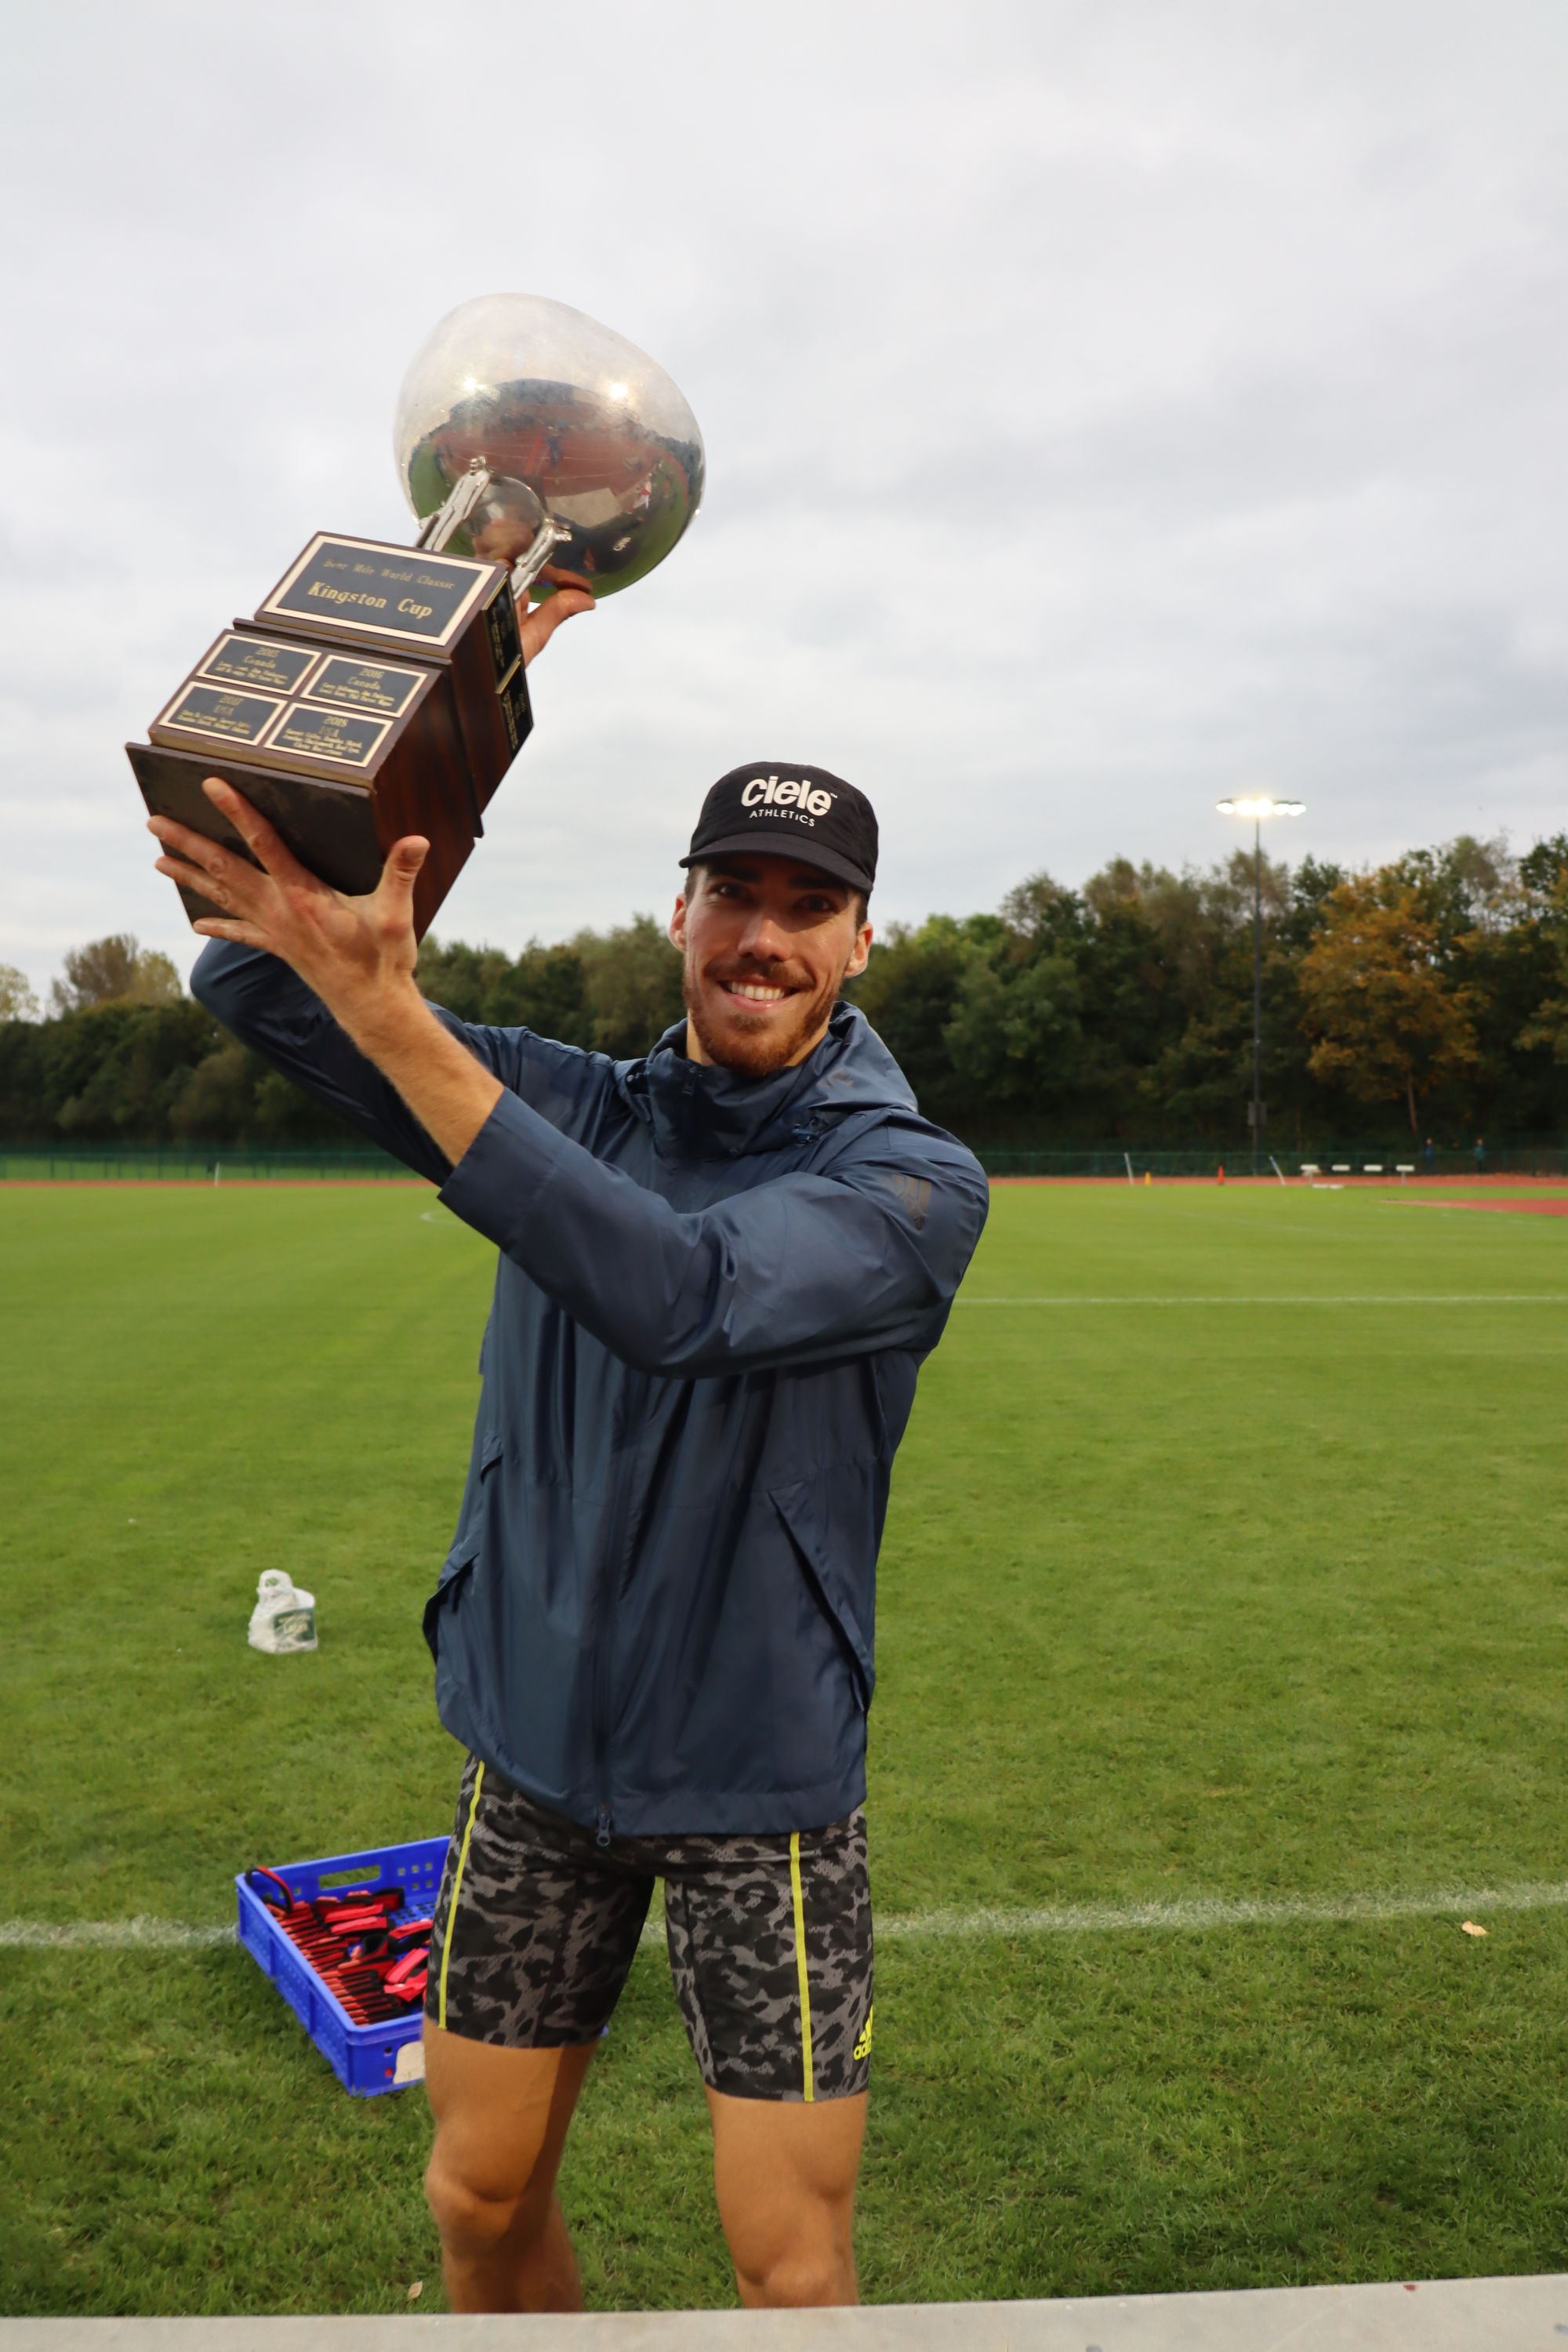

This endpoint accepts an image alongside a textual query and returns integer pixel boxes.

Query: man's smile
[710,971,803,1008]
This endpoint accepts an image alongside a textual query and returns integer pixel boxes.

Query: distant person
[1424,1136,1436,1172]
[1474,1134,1486,1174]
[145,601,988,2318]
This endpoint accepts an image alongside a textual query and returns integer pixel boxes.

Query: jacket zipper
[590,1365,658,1847]
[593,1064,697,1848]
[588,1528,620,1845]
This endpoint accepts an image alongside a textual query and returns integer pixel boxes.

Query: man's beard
[682,955,843,1076]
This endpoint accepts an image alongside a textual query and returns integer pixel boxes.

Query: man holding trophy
[141,299,988,2313]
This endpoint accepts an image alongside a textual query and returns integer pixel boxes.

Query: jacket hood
[619,1000,916,1160]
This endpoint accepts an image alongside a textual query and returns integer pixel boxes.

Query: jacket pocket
[770,1479,876,1711]
[421,1431,500,1661]
[421,1542,479,1661]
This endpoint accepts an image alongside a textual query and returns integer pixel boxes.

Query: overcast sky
[4,0,1567,996]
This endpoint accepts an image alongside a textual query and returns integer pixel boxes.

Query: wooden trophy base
[128,535,533,938]
[127,743,470,942]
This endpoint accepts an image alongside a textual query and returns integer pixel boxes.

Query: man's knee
[710,2084,865,2307]
[732,2235,855,2310]
[728,2183,858,2308]
[717,2140,858,2308]
[422,2034,590,2258]
[424,2144,550,2256]
[424,2031,593,2236]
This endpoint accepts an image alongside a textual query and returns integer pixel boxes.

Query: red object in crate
[234,1837,448,2095]
[271,1897,430,2024]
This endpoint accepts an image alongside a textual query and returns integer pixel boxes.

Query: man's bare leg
[423,2024,597,2313]
[706,2086,867,2308]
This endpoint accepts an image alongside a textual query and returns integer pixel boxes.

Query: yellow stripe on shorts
[789,1830,815,2103]
[437,1761,485,2031]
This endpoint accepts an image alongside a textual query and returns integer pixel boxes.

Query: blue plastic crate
[235,1835,448,2096]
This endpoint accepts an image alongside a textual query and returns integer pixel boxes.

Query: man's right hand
[518,579,596,666]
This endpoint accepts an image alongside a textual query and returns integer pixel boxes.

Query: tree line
[4,831,1566,1150]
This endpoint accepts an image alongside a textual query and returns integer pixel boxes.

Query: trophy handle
[506,516,573,605]
[416,459,570,604]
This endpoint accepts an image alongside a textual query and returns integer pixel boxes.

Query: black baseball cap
[680,763,877,895]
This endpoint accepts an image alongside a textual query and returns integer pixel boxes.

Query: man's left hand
[148,782,426,1044]
[155,783,506,1162]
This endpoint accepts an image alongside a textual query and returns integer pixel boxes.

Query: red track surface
[1428,1197,1568,1216]
[3,1172,1563,1195]
[0,1178,429,1189]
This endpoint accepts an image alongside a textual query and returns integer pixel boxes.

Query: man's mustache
[705,960,813,992]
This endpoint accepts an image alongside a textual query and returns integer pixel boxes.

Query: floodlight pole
[1250,817,1263,1177]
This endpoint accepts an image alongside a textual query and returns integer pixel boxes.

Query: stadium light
[1216,797,1306,821]
[1217,794,1306,1174]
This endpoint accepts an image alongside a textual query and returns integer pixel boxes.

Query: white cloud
[4,0,1568,993]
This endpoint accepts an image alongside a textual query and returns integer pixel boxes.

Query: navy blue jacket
[192,941,989,1835]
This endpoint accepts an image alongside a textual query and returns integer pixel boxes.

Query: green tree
[848,917,974,1123]
[492,943,593,1040]
[942,945,1083,1117]
[1073,863,1189,1136]
[413,939,521,1023]
[1515,854,1568,1069]
[44,1002,219,1138]
[1389,833,1515,948]
[13,831,1568,1150]
[1281,856,1349,949]
[1132,853,1304,1142]
[167,1039,261,1142]
[416,937,591,1041]
[0,964,38,1022]
[49,935,182,1014]
[573,916,684,1058]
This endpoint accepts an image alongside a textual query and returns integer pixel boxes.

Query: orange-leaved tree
[1515,866,1568,1065]
[1298,874,1479,1133]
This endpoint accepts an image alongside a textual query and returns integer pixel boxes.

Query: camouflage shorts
[425,1756,873,2103]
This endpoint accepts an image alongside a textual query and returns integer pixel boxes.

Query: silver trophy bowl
[394,293,705,599]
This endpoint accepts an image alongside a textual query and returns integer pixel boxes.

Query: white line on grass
[9,1878,1568,1951]
[876,1880,1568,1938]
[0,1916,234,1949]
[957,1294,1568,1306]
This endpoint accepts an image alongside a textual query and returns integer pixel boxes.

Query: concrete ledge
[5,2274,1568,2349]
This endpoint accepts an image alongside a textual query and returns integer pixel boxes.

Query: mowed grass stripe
[11,1874,1568,1949]
[958,1292,1568,1303]
[5,1181,1568,2313]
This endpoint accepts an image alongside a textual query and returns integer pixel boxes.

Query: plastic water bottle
[248,1570,318,1654]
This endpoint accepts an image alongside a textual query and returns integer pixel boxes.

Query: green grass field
[3,1176,1567,2315]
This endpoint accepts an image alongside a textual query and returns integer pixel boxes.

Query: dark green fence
[3,1139,1565,1183]
[979,1144,1568,1178]
[0,1142,412,1181]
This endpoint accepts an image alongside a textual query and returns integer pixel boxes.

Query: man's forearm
[335,978,503,1168]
